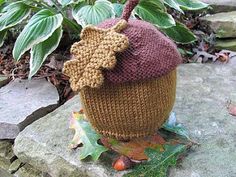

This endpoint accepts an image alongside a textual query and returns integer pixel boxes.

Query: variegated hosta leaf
[164,0,184,14]
[13,9,63,61]
[175,0,209,10]
[0,29,7,47]
[164,0,208,13]
[135,0,175,29]
[161,22,196,44]
[0,1,31,31]
[29,27,63,78]
[72,0,115,27]
[57,0,74,6]
[0,0,4,6]
[113,3,124,17]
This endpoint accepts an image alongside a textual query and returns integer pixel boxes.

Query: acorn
[112,155,133,171]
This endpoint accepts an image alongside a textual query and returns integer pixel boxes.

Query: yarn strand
[121,0,140,21]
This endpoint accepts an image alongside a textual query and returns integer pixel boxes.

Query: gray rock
[0,75,10,88]
[0,141,15,170]
[14,95,123,177]
[215,38,236,51]
[0,168,12,177]
[0,157,12,171]
[201,0,236,13]
[0,78,59,139]
[0,141,13,158]
[170,64,236,177]
[14,64,236,177]
[200,11,236,38]
[9,159,22,174]
[14,164,46,177]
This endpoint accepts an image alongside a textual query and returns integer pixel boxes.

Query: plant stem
[87,0,96,5]
[31,0,57,13]
[63,17,82,34]
[50,0,67,16]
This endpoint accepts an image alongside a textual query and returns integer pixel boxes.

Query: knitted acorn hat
[63,0,182,140]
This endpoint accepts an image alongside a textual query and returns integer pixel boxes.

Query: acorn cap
[63,0,182,91]
[98,18,182,84]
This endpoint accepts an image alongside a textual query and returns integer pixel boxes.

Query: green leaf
[63,17,82,34]
[135,0,175,28]
[29,27,63,78]
[69,112,108,161]
[164,0,184,14]
[138,0,166,12]
[0,0,4,6]
[72,0,115,27]
[101,134,166,161]
[0,2,31,31]
[161,22,196,44]
[125,145,186,177]
[175,0,209,11]
[112,3,124,17]
[178,48,193,56]
[57,0,74,6]
[0,29,7,47]
[162,112,190,140]
[13,9,63,61]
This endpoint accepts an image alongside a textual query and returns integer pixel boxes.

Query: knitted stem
[111,19,128,32]
[121,0,140,21]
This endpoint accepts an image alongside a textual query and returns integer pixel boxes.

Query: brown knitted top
[63,0,182,91]
[98,19,182,84]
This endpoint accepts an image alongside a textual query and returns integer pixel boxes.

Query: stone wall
[0,140,50,177]
[0,78,59,177]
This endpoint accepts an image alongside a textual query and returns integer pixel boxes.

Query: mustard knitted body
[63,0,182,140]
[80,70,176,140]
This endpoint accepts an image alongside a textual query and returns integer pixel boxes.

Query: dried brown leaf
[101,134,166,161]
[228,103,236,116]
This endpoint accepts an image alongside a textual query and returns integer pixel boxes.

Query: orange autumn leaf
[101,134,166,161]
[217,52,230,63]
[228,103,236,116]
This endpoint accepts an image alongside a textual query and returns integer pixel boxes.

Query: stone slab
[0,168,12,177]
[9,159,22,174]
[200,11,236,38]
[0,141,13,158]
[14,95,123,177]
[0,75,10,88]
[0,141,15,170]
[170,64,236,177]
[202,0,236,6]
[0,157,12,171]
[14,164,48,177]
[201,0,236,13]
[14,64,236,177]
[215,38,236,51]
[0,78,59,139]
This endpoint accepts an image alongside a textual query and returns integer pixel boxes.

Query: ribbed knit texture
[80,69,176,140]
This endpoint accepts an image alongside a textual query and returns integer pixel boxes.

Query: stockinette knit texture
[98,19,182,84]
[63,0,182,140]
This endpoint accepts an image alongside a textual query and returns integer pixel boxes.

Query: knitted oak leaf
[63,20,129,91]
